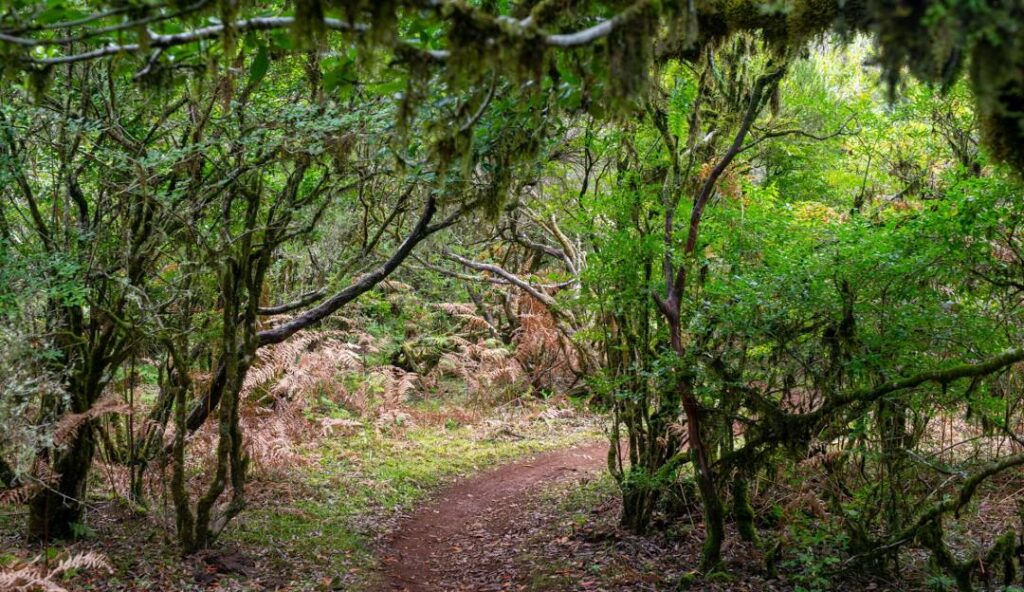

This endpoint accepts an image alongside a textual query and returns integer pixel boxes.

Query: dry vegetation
[0,285,600,591]
[0,552,112,592]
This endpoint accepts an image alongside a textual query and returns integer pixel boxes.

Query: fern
[0,552,112,592]
[53,395,131,447]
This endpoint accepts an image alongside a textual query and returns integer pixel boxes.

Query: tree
[2,0,1023,172]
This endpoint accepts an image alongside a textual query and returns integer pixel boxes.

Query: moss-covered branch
[3,0,1023,171]
[721,347,1024,469]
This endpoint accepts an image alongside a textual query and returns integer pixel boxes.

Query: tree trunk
[679,367,725,571]
[0,456,18,487]
[620,475,660,534]
[28,424,95,540]
[28,364,107,541]
[732,475,756,542]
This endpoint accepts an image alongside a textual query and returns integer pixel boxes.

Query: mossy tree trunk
[27,310,122,541]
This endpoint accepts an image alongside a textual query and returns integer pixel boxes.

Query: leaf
[322,56,355,98]
[249,43,270,86]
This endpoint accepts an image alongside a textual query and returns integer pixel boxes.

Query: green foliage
[3,2,1024,588]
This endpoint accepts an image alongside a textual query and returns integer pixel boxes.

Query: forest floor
[5,398,1024,591]
[0,400,603,592]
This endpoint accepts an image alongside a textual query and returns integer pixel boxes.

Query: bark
[257,287,328,316]
[27,339,116,541]
[0,456,18,488]
[168,352,195,551]
[919,519,974,592]
[732,475,756,542]
[27,425,95,540]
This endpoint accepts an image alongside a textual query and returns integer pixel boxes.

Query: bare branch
[10,17,367,66]
[257,288,329,316]
[441,249,575,323]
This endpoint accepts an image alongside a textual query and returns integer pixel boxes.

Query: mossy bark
[620,482,659,534]
[732,475,757,542]
[28,365,106,541]
[27,425,95,540]
[919,519,974,592]
[697,471,726,571]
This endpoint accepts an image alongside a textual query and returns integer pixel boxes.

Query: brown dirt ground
[378,442,608,591]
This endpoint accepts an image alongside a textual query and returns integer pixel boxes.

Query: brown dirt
[378,442,608,591]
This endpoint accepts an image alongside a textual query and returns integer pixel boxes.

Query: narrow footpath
[378,442,608,591]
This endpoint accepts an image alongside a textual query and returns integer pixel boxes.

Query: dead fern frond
[0,484,34,505]
[379,280,413,293]
[0,551,112,592]
[434,302,492,331]
[53,395,131,447]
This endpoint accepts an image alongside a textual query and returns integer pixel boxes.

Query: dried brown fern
[52,395,131,447]
[0,484,33,505]
[0,552,112,592]
[216,329,378,474]
[431,340,524,402]
[379,279,414,293]
[430,293,578,400]
[241,330,325,398]
[513,295,578,393]
[434,302,493,332]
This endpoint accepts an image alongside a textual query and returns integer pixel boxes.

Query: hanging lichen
[293,0,327,45]
[971,30,1024,173]
[330,0,399,45]
[605,2,658,105]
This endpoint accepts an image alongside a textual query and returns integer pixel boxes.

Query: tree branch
[258,195,439,346]
[719,347,1024,471]
[4,1,653,66]
[257,287,328,316]
[442,250,560,310]
[180,195,448,436]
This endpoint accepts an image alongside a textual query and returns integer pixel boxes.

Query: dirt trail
[378,442,608,591]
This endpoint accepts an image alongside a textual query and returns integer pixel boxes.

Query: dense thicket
[3,2,1024,591]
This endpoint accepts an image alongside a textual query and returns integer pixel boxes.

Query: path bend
[379,442,608,591]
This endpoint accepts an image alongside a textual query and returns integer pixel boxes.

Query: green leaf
[249,43,270,86]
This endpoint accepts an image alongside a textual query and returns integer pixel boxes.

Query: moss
[529,0,572,26]
[984,529,1017,587]
[697,467,726,572]
[732,475,757,542]
[605,2,660,105]
[919,518,975,592]
[678,0,1024,174]
[675,571,700,589]
[763,537,782,578]
[867,0,1024,173]
[27,66,53,103]
[971,38,1024,173]
[292,0,326,42]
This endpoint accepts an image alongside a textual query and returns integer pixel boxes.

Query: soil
[378,442,608,591]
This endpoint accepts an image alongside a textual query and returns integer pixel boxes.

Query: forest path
[377,441,608,591]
